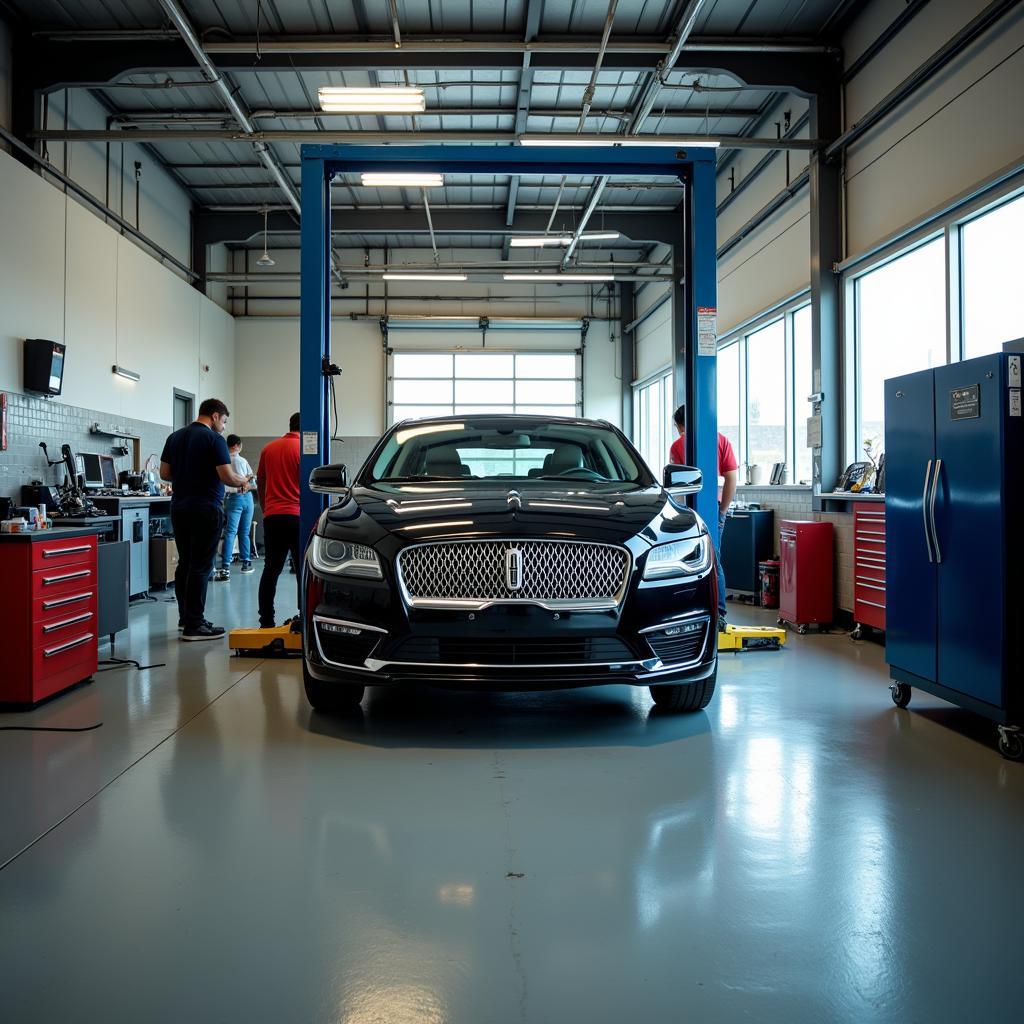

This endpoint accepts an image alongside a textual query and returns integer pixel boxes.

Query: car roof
[390,414,613,430]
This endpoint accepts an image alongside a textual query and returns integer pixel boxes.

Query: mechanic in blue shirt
[160,398,249,641]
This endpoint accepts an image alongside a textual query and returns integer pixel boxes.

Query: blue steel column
[686,153,719,529]
[299,154,331,545]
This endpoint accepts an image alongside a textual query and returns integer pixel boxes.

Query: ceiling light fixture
[257,205,275,267]
[519,135,721,149]
[111,365,141,382]
[382,272,468,281]
[503,273,614,282]
[509,232,620,247]
[318,86,425,113]
[361,173,445,188]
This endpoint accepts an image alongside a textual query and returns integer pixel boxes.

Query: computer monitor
[99,454,117,488]
[80,452,103,489]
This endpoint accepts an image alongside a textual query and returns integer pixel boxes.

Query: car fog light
[321,622,362,636]
[663,621,703,637]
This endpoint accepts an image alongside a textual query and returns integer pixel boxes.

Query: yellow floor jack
[229,618,304,657]
[717,623,787,652]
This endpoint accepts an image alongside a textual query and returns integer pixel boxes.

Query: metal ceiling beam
[31,128,822,149]
[26,40,838,96]
[38,32,834,55]
[194,207,686,248]
[106,105,767,123]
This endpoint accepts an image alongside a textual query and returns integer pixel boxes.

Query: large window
[855,238,946,446]
[792,305,813,484]
[717,343,740,460]
[961,192,1024,358]
[633,370,673,475]
[390,351,579,424]
[745,319,786,472]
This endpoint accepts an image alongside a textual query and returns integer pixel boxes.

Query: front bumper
[304,566,718,691]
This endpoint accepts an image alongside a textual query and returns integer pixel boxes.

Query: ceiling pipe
[155,0,300,216]
[560,0,711,269]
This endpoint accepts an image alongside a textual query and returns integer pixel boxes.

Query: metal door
[933,355,1004,707]
[884,370,937,681]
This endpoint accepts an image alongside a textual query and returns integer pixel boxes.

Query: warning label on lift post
[697,307,717,357]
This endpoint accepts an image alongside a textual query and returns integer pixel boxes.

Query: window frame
[631,366,673,476]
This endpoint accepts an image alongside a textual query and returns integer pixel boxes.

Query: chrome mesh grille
[398,540,629,604]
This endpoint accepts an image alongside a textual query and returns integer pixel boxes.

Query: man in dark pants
[160,398,249,641]
[257,412,302,628]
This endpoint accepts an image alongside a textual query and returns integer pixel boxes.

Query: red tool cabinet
[852,501,886,637]
[778,520,833,633]
[0,529,99,707]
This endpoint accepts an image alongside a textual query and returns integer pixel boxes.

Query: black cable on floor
[97,657,166,673]
[0,723,103,732]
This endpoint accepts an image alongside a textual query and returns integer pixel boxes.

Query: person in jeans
[215,434,255,581]
[669,404,739,629]
[160,398,249,641]
[257,412,301,629]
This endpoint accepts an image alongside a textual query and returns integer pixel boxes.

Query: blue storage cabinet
[884,351,1024,758]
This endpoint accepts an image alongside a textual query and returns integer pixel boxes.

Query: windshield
[364,418,653,486]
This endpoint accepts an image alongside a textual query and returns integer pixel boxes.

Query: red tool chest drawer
[30,535,97,571]
[853,502,886,634]
[0,531,100,707]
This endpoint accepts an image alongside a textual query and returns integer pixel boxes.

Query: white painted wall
[0,149,235,425]
[712,0,1024,331]
[232,317,620,439]
[44,90,194,267]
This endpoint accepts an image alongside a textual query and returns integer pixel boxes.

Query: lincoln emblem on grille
[505,547,524,591]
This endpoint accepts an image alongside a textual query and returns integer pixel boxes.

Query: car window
[365,420,651,486]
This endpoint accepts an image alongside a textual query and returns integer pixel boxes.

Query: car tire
[649,668,716,713]
[303,659,365,713]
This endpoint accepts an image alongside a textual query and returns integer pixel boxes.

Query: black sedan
[302,415,718,714]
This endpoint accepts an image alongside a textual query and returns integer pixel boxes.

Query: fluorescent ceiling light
[510,232,620,247]
[361,172,444,188]
[318,86,425,113]
[111,364,141,382]
[382,272,467,281]
[503,273,614,282]
[519,135,720,149]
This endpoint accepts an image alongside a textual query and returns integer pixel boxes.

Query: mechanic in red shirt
[669,404,739,627]
[256,412,302,628]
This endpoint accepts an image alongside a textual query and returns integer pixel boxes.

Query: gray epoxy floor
[1,575,1022,1023]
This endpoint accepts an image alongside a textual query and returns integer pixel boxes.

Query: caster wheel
[797,624,808,635]
[776,618,785,627]
[997,730,1023,762]
[890,682,911,709]
[851,627,863,641]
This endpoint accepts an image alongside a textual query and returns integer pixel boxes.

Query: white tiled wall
[734,485,858,614]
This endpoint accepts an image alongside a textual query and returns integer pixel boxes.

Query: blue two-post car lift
[298,143,720,542]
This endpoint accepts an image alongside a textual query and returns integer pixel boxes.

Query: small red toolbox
[778,520,833,633]
[852,502,886,637]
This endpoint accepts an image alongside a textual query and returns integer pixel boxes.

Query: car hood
[320,481,703,548]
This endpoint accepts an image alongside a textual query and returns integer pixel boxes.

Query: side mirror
[663,464,703,495]
[309,463,349,494]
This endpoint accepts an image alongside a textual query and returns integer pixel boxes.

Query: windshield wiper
[375,475,468,483]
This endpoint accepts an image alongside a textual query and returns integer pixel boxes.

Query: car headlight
[310,535,383,579]
[643,534,713,581]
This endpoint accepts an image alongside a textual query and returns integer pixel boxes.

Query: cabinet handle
[42,569,91,586]
[42,591,93,610]
[857,598,886,610]
[42,612,93,633]
[855,579,886,591]
[43,634,94,658]
[42,544,92,558]
[922,460,935,564]
[929,459,942,564]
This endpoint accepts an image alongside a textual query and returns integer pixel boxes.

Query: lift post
[299,144,720,544]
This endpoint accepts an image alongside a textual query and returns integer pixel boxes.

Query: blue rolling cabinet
[884,351,1024,758]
